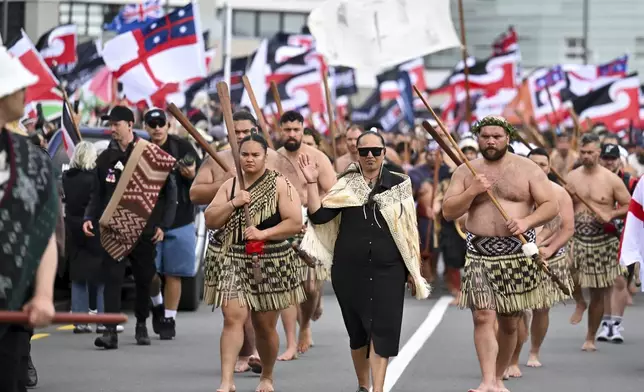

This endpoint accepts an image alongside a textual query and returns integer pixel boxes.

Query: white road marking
[378,295,453,392]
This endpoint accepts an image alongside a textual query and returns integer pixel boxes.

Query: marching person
[565,134,630,351]
[83,105,177,349]
[144,107,201,340]
[62,141,112,334]
[299,130,430,392]
[205,133,305,392]
[441,116,559,392]
[595,143,637,343]
[335,125,363,172]
[504,147,575,377]
[275,110,336,359]
[0,44,58,392]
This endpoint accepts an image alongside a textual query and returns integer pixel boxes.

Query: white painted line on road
[381,295,453,392]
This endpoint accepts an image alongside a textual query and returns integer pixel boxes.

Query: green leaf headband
[471,116,517,139]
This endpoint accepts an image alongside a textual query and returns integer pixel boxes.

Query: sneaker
[96,324,125,333]
[26,355,37,388]
[610,324,624,343]
[596,321,612,342]
[135,323,151,346]
[73,324,92,334]
[159,318,176,340]
[94,329,118,350]
[151,305,165,335]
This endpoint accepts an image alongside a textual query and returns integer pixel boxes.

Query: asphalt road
[32,284,644,392]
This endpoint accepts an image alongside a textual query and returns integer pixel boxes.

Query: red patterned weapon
[0,311,128,325]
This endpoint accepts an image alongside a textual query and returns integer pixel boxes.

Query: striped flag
[47,101,78,161]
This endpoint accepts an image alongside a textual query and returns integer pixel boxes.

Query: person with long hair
[204,133,305,392]
[298,130,430,392]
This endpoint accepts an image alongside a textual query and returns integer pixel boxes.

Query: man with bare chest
[442,116,559,392]
[504,147,575,379]
[564,133,631,352]
[275,110,337,360]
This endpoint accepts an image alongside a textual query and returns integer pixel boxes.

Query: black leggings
[102,234,157,326]
[0,326,31,392]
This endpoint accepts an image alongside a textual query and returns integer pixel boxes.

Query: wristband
[307,181,317,184]
[230,200,236,208]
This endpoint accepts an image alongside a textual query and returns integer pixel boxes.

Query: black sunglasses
[358,147,384,157]
[146,120,167,128]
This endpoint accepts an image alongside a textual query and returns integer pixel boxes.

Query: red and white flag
[619,177,644,291]
[102,2,206,104]
[8,30,62,109]
[35,24,78,67]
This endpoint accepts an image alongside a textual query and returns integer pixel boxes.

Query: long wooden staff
[58,86,82,142]
[270,81,284,117]
[513,109,547,150]
[322,71,338,171]
[457,0,472,126]
[431,151,441,248]
[544,86,560,143]
[217,81,263,283]
[513,132,607,220]
[415,89,571,295]
[0,311,127,325]
[167,103,232,173]
[242,75,274,149]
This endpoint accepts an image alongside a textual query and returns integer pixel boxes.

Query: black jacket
[159,134,201,229]
[84,136,177,233]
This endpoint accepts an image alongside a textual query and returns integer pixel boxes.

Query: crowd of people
[1,37,643,392]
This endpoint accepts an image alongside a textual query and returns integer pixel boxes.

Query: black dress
[308,168,407,358]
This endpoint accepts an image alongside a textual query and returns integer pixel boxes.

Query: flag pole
[2,0,8,42]
[457,0,472,129]
[223,1,232,90]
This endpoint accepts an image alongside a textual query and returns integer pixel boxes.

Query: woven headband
[471,116,517,139]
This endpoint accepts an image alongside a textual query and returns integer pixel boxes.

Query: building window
[635,37,644,59]
[283,13,307,34]
[258,12,280,38]
[564,37,586,60]
[232,10,256,37]
[231,10,309,38]
[0,1,26,44]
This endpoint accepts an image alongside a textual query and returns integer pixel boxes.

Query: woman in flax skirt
[204,134,305,392]
[299,130,430,392]
[62,141,123,333]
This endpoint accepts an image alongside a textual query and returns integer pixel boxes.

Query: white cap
[0,45,39,99]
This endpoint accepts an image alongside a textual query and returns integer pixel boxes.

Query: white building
[2,0,643,89]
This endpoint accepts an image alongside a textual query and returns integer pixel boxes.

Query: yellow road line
[57,324,75,331]
[31,333,50,341]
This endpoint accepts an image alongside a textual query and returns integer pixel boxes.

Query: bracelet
[230,200,236,208]
[307,181,317,184]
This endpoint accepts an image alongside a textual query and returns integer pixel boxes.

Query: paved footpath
[32,285,644,392]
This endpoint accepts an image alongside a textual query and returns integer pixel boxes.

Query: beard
[283,138,301,152]
[481,146,508,161]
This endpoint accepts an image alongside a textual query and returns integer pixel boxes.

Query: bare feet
[569,303,587,325]
[526,353,542,368]
[255,378,274,392]
[496,379,511,392]
[467,382,497,392]
[505,364,522,378]
[217,383,236,392]
[297,326,313,353]
[248,355,262,374]
[581,340,597,352]
[234,357,250,373]
[312,301,323,321]
[277,347,298,361]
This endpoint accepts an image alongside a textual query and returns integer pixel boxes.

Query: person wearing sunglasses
[143,108,202,341]
[298,130,429,392]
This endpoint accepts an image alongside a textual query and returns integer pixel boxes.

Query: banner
[307,0,460,70]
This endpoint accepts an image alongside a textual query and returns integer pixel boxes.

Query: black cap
[600,143,620,159]
[144,108,167,124]
[101,105,134,123]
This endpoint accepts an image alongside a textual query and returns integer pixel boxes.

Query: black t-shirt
[160,135,201,229]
